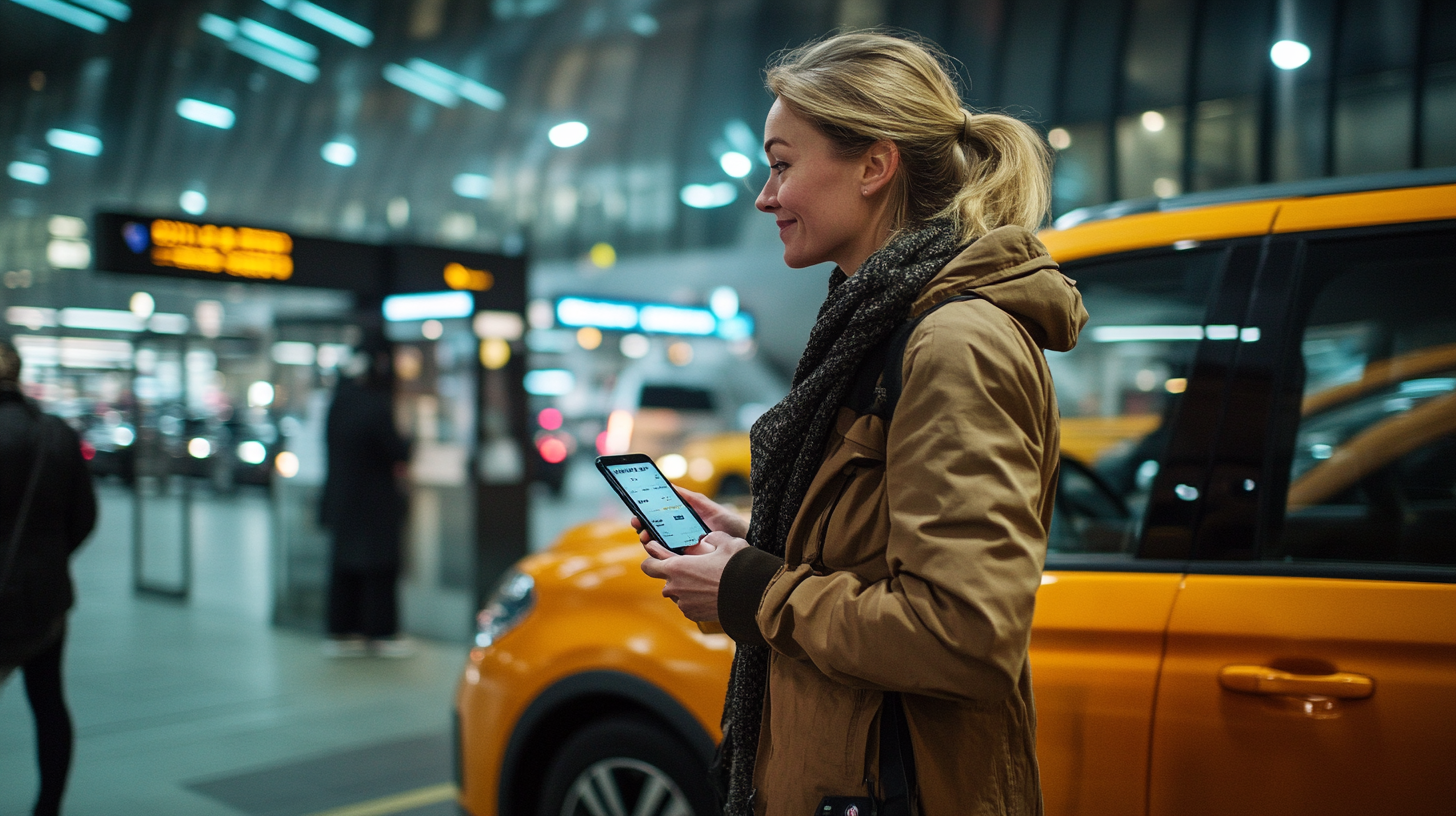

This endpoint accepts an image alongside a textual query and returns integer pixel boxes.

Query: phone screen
[605,461,707,552]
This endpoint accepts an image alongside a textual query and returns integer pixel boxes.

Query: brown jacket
[719,226,1088,816]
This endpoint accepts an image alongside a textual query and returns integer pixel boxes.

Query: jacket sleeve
[58,420,97,552]
[755,304,1051,702]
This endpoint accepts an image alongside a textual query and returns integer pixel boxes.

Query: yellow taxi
[456,169,1456,816]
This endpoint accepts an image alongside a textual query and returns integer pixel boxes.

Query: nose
[755,178,775,213]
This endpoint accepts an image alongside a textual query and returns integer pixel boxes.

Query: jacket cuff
[718,547,782,648]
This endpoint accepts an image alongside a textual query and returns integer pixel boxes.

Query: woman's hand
[640,532,749,622]
[629,485,748,543]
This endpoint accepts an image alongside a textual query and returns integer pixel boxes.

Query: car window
[1046,249,1223,555]
[1275,232,1456,566]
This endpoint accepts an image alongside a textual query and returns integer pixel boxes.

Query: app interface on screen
[608,462,705,551]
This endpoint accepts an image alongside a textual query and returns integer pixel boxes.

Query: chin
[779,245,823,270]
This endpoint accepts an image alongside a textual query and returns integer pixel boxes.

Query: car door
[1148,226,1456,816]
[1032,240,1259,815]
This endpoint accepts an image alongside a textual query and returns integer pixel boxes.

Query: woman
[639,31,1087,816]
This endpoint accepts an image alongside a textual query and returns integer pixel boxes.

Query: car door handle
[1218,665,1375,699]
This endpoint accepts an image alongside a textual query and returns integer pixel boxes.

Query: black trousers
[4,633,73,816]
[326,566,399,638]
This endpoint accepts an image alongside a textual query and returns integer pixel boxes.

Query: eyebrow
[764,137,788,152]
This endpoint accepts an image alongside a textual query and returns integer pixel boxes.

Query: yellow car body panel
[669,432,752,497]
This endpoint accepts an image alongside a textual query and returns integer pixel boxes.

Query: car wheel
[537,716,715,816]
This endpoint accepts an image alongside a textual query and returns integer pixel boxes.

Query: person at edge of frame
[635,31,1088,816]
[0,337,99,816]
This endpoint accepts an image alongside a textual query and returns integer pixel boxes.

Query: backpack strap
[855,292,981,424]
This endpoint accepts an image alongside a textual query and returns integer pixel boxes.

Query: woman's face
[755,99,894,272]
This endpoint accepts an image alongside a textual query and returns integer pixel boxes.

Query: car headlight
[475,569,534,648]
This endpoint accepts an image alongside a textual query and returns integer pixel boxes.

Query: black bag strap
[846,293,981,422]
[0,418,49,593]
[878,692,916,814]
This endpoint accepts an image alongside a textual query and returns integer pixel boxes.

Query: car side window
[1275,232,1456,566]
[1046,249,1222,555]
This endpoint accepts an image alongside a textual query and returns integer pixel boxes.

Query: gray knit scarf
[721,219,964,814]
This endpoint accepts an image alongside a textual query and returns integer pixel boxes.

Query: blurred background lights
[45,128,102,156]
[523,369,575,396]
[1047,128,1071,150]
[321,140,357,166]
[548,121,589,148]
[689,457,714,482]
[1141,111,1165,132]
[176,98,235,129]
[719,151,753,178]
[479,337,511,369]
[129,291,155,319]
[658,453,688,479]
[179,190,208,215]
[576,326,602,350]
[421,319,444,340]
[48,215,86,238]
[537,436,568,464]
[589,242,616,268]
[709,286,739,320]
[188,437,212,459]
[452,173,493,199]
[1271,40,1312,70]
[237,440,267,465]
[667,341,694,366]
[680,182,737,209]
[7,161,48,185]
[247,380,275,408]
[619,333,649,359]
[275,451,300,478]
[1153,177,1180,197]
[537,407,563,431]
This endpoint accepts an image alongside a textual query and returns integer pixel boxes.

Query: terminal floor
[0,485,464,816]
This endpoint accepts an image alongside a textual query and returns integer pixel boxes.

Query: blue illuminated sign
[554,297,753,339]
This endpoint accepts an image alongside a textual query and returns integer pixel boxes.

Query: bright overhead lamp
[321,140,357,166]
[406,59,505,109]
[680,182,737,209]
[239,17,318,61]
[548,121,589,148]
[46,128,102,156]
[232,37,319,82]
[1140,110,1165,133]
[523,369,576,396]
[7,161,49,185]
[177,98,236,129]
[383,63,460,107]
[179,190,208,215]
[452,173,493,199]
[709,286,739,319]
[719,151,753,178]
[70,0,129,20]
[286,0,373,46]
[10,0,108,32]
[129,291,155,319]
[1270,40,1311,70]
[382,291,474,322]
[200,14,319,83]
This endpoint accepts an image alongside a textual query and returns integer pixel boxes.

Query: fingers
[640,554,669,579]
[643,540,676,560]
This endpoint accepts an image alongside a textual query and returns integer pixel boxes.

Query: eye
[769,161,788,174]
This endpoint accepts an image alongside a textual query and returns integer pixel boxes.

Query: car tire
[536,716,715,816]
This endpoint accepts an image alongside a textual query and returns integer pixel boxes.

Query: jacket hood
[912,225,1088,352]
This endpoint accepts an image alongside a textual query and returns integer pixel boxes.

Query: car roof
[1039,166,1456,263]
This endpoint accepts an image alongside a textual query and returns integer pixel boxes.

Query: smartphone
[596,453,711,554]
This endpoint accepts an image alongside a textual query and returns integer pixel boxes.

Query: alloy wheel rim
[561,757,694,816]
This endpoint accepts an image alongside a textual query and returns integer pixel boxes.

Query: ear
[859,139,900,197]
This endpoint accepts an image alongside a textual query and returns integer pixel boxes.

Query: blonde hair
[765,31,1052,243]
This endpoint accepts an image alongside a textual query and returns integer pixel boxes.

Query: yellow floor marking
[303,783,457,816]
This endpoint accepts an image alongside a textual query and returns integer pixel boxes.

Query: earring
[861,188,869,196]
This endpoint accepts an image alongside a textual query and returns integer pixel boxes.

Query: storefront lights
[1270,40,1311,70]
[548,121,589,148]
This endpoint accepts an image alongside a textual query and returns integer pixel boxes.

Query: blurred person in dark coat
[319,337,411,657]
[0,337,97,816]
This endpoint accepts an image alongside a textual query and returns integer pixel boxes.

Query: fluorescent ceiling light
[230,37,319,82]
[716,314,754,341]
[7,161,49,185]
[9,0,108,32]
[48,215,87,238]
[321,140,357,166]
[271,341,317,365]
[639,305,717,336]
[406,59,504,110]
[382,291,474,322]
[556,298,639,330]
[1090,325,1207,343]
[177,98,236,129]
[548,121,588,148]
[383,63,459,107]
[6,306,58,330]
[60,307,143,332]
[719,151,752,178]
[199,12,237,39]
[680,182,737,209]
[47,238,91,269]
[473,310,524,340]
[70,0,128,20]
[239,18,318,61]
[523,369,576,396]
[148,313,189,334]
[46,128,103,156]
[452,173,493,199]
[179,190,208,215]
[287,0,373,46]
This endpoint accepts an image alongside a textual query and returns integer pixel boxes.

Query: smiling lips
[776,219,796,235]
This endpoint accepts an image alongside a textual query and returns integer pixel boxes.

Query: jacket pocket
[805,464,860,575]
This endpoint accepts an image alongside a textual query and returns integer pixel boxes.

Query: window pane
[1117,106,1185,199]
[1420,2,1456,168]
[1280,234,1456,565]
[1333,0,1420,174]
[1051,122,1108,217]
[1046,249,1221,555]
